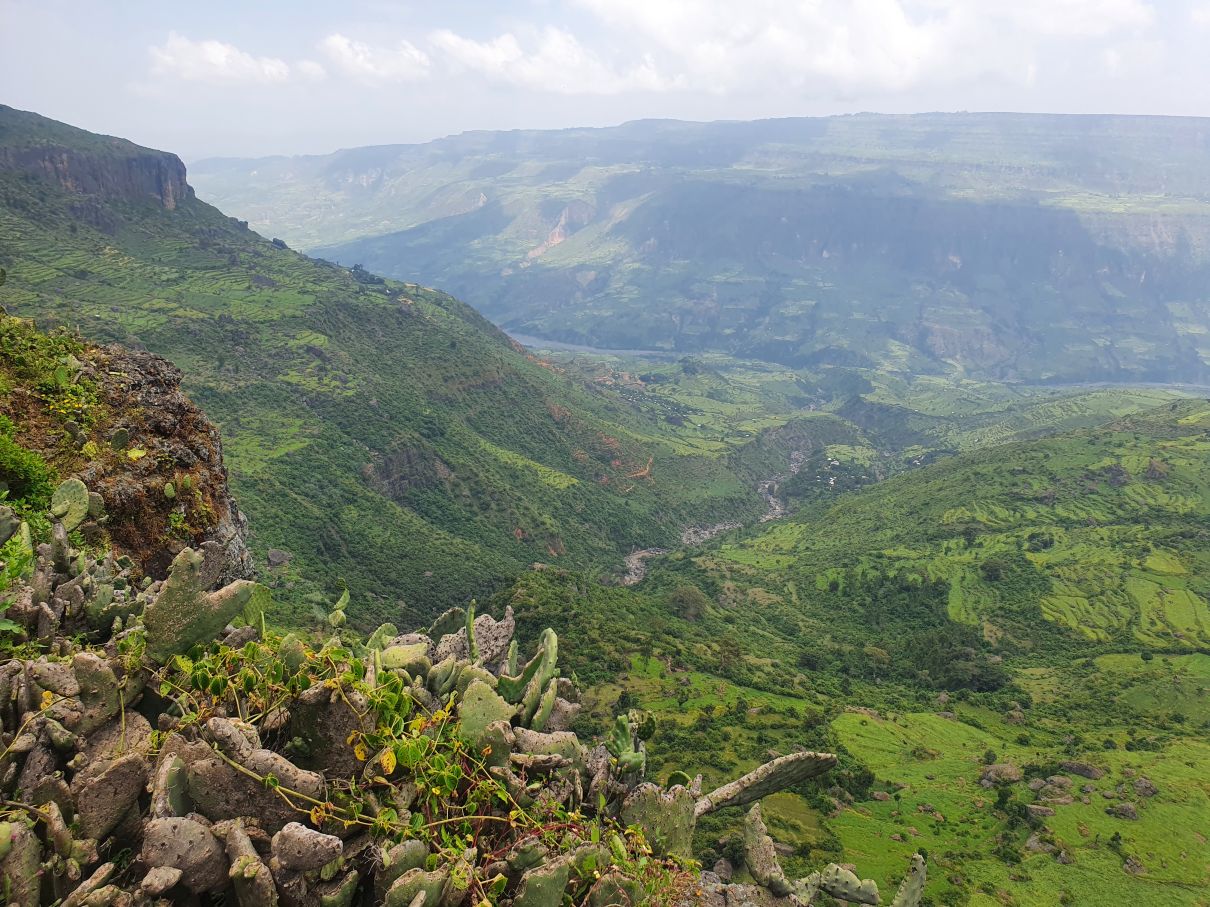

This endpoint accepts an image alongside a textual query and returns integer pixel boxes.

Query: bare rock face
[1060,760,1105,780]
[0,136,192,209]
[980,763,1023,787]
[83,345,255,583]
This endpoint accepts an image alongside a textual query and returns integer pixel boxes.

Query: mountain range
[194,113,1210,383]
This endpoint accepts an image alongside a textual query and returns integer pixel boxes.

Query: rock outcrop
[0,104,192,210]
[0,314,253,583]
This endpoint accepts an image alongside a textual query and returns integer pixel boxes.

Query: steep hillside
[194,113,1210,382]
[714,397,1210,651]
[0,105,774,625]
[496,399,1210,904]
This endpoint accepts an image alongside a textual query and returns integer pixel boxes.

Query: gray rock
[1134,777,1159,797]
[1060,760,1105,780]
[0,505,19,545]
[1110,802,1139,820]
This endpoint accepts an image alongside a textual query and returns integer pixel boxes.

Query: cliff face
[80,344,253,581]
[0,105,192,209]
[0,143,192,209]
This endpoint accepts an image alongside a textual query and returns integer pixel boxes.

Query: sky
[4,0,1210,161]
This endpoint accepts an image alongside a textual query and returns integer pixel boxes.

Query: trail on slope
[619,451,804,586]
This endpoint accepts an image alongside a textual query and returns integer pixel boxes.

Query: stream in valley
[618,450,805,585]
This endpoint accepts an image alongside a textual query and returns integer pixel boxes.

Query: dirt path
[619,451,805,585]
[620,547,669,586]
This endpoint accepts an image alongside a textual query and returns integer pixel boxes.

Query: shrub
[0,420,55,509]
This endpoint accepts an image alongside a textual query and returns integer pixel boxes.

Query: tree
[666,584,710,621]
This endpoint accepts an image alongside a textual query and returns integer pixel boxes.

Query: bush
[0,425,55,509]
[666,584,710,621]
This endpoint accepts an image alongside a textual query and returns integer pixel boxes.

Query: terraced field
[715,399,1210,649]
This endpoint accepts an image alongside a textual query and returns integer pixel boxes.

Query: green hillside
[496,399,1210,905]
[716,397,1210,651]
[194,113,1210,383]
[0,104,776,625]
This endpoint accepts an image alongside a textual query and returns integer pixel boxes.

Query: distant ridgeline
[195,113,1210,383]
[0,104,799,624]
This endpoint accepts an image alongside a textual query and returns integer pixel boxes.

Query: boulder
[1060,760,1105,780]
[1109,803,1139,820]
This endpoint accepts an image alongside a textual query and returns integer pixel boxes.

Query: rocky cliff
[0,312,252,583]
[0,104,191,209]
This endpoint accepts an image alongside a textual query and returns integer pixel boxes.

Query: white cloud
[1193,1,1210,26]
[149,33,291,84]
[296,59,328,81]
[972,0,1154,38]
[568,0,1158,96]
[319,34,430,82]
[429,27,669,95]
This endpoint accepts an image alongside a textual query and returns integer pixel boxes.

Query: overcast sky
[4,0,1210,161]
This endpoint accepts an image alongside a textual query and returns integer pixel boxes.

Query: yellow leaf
[126,448,147,461]
[380,749,397,775]
[40,690,55,710]
[353,742,368,762]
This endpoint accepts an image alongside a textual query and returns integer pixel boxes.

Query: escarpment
[0,105,191,210]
